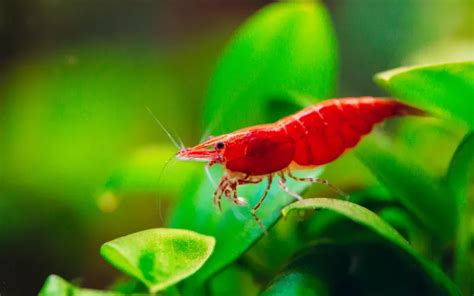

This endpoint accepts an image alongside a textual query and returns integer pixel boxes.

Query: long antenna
[199,126,213,144]
[146,106,183,150]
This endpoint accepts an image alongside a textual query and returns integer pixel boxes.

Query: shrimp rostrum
[177,97,425,225]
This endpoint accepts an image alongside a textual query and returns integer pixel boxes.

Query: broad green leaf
[282,198,460,296]
[375,61,474,128]
[303,187,396,243]
[262,269,329,296]
[388,119,465,177]
[282,198,410,248]
[377,207,427,253]
[356,138,456,240]
[261,245,346,296]
[447,132,474,295]
[39,274,126,296]
[107,277,148,294]
[210,264,260,296]
[169,166,322,292]
[204,1,337,134]
[100,228,215,293]
[241,188,391,278]
[263,241,450,296]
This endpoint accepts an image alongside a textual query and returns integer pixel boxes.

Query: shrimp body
[220,97,424,176]
[176,97,425,227]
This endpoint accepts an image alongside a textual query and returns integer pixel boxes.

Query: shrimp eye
[216,142,225,149]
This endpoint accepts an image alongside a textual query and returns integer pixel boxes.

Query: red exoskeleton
[176,97,425,225]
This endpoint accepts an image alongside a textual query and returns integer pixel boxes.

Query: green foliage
[100,228,215,293]
[34,1,473,295]
[262,260,333,295]
[264,241,460,296]
[168,167,322,292]
[39,275,128,296]
[282,198,460,295]
[209,265,260,296]
[447,132,474,294]
[261,244,345,296]
[356,139,456,240]
[204,0,337,134]
[375,61,474,128]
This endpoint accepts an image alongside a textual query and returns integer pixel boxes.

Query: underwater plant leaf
[39,274,128,296]
[282,198,460,296]
[169,166,322,292]
[210,264,261,296]
[261,244,347,296]
[262,267,332,296]
[262,241,454,296]
[356,139,457,240]
[100,228,215,293]
[375,61,474,128]
[447,132,474,295]
[204,1,337,134]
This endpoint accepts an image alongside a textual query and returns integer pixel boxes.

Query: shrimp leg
[278,173,304,201]
[249,175,273,233]
[287,170,348,199]
[213,176,230,211]
[227,182,248,206]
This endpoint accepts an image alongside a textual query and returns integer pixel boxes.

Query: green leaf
[244,187,392,276]
[447,132,474,295]
[283,198,408,246]
[204,0,337,134]
[100,228,215,293]
[377,207,427,252]
[375,61,474,128]
[210,264,261,296]
[39,274,126,296]
[262,241,450,296]
[107,277,148,294]
[261,245,346,296]
[282,198,460,296]
[355,138,457,240]
[169,166,322,291]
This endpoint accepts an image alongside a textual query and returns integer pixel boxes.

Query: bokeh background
[0,0,472,294]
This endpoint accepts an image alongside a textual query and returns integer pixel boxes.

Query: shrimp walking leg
[227,176,264,206]
[278,173,303,201]
[287,170,349,199]
[213,176,230,211]
[227,182,248,206]
[223,187,247,206]
[248,175,273,234]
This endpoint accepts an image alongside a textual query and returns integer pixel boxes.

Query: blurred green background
[0,0,472,295]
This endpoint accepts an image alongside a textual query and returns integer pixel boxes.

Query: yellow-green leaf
[39,274,127,296]
[100,228,215,293]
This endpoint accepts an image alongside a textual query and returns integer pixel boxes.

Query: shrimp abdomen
[280,97,425,166]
